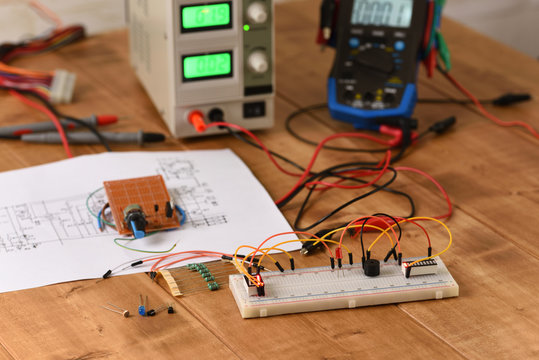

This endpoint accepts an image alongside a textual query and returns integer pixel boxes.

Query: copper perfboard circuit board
[103,175,180,235]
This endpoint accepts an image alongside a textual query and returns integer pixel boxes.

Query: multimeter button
[348,37,360,48]
[364,92,375,102]
[384,93,396,104]
[394,41,406,51]
[344,91,355,101]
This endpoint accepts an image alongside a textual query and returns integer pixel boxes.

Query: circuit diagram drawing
[0,157,228,253]
[157,157,228,228]
[0,195,104,253]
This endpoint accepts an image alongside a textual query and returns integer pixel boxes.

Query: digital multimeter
[328,0,429,130]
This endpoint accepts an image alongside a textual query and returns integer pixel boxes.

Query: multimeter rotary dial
[355,48,394,76]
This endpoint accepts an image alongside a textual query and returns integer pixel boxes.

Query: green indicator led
[243,24,250,32]
[182,3,230,29]
[183,53,232,79]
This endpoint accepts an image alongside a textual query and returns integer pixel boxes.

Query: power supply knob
[247,50,269,74]
[246,2,268,24]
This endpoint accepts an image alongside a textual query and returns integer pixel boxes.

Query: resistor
[207,282,219,291]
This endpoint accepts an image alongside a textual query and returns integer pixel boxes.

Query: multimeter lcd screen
[181,2,232,32]
[351,0,413,28]
[183,52,232,81]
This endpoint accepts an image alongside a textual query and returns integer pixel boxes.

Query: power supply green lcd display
[181,2,232,32]
[183,52,232,80]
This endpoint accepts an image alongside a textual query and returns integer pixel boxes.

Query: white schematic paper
[0,150,298,293]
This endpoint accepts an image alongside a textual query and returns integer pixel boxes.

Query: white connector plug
[49,69,76,104]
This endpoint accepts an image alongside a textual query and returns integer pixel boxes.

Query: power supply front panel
[128,0,274,138]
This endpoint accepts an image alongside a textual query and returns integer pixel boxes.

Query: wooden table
[1,1,538,359]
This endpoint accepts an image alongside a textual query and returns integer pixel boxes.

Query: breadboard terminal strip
[229,257,458,318]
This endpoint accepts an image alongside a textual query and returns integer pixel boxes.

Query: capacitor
[364,259,380,277]
[138,294,147,316]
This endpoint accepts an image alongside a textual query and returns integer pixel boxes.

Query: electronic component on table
[103,175,181,238]
[127,0,275,138]
[147,303,175,316]
[101,303,130,318]
[243,273,265,296]
[402,258,437,278]
[326,0,431,130]
[138,294,148,316]
[229,257,458,318]
[158,260,239,296]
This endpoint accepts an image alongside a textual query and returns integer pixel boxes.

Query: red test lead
[0,114,118,137]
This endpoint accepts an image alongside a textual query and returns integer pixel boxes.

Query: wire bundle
[232,215,453,287]
[202,121,452,232]
[0,25,85,101]
[422,0,450,77]
[420,1,538,138]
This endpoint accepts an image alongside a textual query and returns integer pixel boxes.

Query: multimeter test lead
[319,0,336,41]
[0,114,118,137]
[20,130,166,146]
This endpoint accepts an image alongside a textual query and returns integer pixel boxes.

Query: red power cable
[9,90,73,158]
[441,70,539,139]
[200,122,453,225]
[394,166,452,220]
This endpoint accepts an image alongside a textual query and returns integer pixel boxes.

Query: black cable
[285,103,392,153]
[359,213,402,260]
[293,166,399,231]
[292,165,417,231]
[228,128,417,231]
[4,88,112,152]
[418,93,531,106]
[219,109,420,231]
[226,128,305,173]
[285,103,417,165]
[293,169,415,232]
[276,142,408,209]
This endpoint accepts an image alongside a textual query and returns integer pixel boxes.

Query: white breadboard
[229,257,458,318]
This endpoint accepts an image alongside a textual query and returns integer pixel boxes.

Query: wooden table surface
[1,1,538,359]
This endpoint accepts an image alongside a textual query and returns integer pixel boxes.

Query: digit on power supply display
[128,0,275,138]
